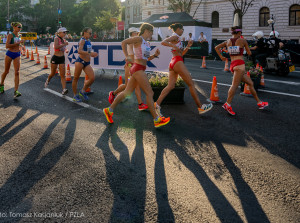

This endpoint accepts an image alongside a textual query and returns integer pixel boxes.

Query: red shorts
[130,63,146,75]
[169,56,184,70]
[230,59,245,73]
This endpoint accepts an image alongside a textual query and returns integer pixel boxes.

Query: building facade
[125,0,300,42]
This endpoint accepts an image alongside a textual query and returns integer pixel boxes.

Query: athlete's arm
[121,36,142,59]
[244,39,252,56]
[215,41,227,61]
[77,39,89,56]
[182,40,193,56]
[148,48,160,61]
[161,36,178,48]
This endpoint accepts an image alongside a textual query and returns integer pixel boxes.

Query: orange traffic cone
[118,76,123,87]
[224,58,229,72]
[30,51,35,61]
[260,66,264,73]
[36,53,40,64]
[26,49,29,58]
[256,63,260,69]
[240,72,252,97]
[35,46,38,54]
[84,74,93,94]
[201,56,207,68]
[66,64,72,83]
[43,56,48,69]
[47,46,50,55]
[260,74,265,87]
[207,76,221,103]
[55,67,59,75]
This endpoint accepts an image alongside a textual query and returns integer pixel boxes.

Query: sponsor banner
[20,32,37,40]
[50,41,172,72]
[117,21,125,31]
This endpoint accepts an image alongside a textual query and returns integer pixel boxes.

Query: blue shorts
[75,57,90,68]
[6,51,21,60]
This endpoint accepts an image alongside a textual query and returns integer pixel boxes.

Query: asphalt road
[0,45,299,223]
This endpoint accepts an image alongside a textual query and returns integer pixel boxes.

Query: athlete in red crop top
[215,26,268,115]
[108,28,148,111]
[44,27,69,95]
[154,23,213,117]
[103,23,171,128]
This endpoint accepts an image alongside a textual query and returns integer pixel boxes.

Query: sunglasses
[182,28,184,31]
[17,26,22,29]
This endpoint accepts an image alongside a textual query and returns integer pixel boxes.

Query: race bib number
[87,45,92,53]
[228,46,240,55]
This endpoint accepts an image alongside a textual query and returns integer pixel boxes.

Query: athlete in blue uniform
[72,27,98,102]
[0,22,24,98]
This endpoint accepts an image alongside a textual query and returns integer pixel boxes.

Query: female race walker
[72,27,98,102]
[0,22,24,98]
[215,26,268,115]
[154,23,213,117]
[45,27,69,95]
[108,27,148,111]
[103,23,170,128]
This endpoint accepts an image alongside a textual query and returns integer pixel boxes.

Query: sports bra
[127,43,134,56]
[54,36,66,52]
[79,37,92,53]
[134,37,151,60]
[228,38,244,56]
[10,33,21,44]
[171,33,184,53]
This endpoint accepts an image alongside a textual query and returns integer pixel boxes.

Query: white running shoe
[154,102,163,117]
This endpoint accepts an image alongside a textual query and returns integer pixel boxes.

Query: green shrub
[148,72,185,88]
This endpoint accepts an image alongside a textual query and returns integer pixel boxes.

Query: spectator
[102,34,107,42]
[186,33,194,41]
[198,32,207,43]
[93,32,98,40]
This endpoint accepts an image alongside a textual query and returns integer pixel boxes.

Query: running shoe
[108,91,115,104]
[154,102,163,117]
[138,103,148,111]
[257,101,269,109]
[103,107,114,123]
[79,90,89,101]
[198,103,213,114]
[62,89,68,95]
[73,95,82,102]
[44,79,49,88]
[154,116,170,128]
[0,85,4,94]
[222,103,236,115]
[14,90,22,98]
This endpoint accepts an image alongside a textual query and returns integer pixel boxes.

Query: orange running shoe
[138,103,148,111]
[257,101,268,109]
[103,107,114,123]
[222,103,236,115]
[154,116,170,128]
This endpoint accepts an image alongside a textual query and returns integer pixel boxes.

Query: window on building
[212,11,219,28]
[145,0,147,6]
[148,11,151,16]
[259,7,270,27]
[234,9,243,27]
[290,4,300,26]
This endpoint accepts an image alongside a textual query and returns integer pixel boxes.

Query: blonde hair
[139,23,154,36]
[11,22,22,27]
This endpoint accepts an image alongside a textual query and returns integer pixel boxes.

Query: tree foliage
[0,0,120,34]
[167,0,194,13]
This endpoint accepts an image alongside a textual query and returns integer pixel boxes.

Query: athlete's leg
[174,61,203,108]
[156,70,178,106]
[47,63,58,83]
[82,65,95,92]
[110,74,137,110]
[113,65,130,95]
[226,65,244,104]
[242,73,261,103]
[72,62,84,96]
[59,63,66,90]
[1,56,13,85]
[133,71,157,118]
[13,57,21,91]
[135,84,143,104]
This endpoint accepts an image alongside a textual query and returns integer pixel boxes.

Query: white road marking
[264,79,300,85]
[192,78,300,98]
[44,88,102,112]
